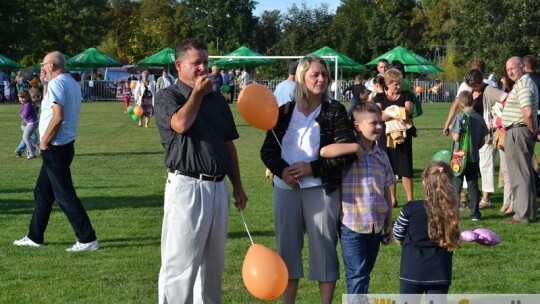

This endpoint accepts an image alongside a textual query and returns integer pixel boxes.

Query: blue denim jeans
[27,141,97,244]
[16,123,39,155]
[340,224,382,295]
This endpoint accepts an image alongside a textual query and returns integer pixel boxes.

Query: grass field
[0,101,539,303]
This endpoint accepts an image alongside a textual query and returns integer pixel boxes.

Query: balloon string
[239,209,254,245]
[271,130,304,188]
[271,130,283,150]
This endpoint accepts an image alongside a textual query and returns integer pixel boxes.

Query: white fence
[2,79,460,103]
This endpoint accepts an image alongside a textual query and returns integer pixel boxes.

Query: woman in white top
[134,71,156,128]
[260,55,356,304]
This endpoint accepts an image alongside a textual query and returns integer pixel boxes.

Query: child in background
[450,91,488,221]
[320,101,395,299]
[393,161,461,304]
[15,90,39,159]
[123,81,131,113]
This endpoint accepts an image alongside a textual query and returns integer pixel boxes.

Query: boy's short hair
[352,101,382,122]
[457,91,474,107]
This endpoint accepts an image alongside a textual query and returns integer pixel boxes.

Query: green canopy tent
[66,47,124,68]
[310,46,367,72]
[211,46,276,68]
[137,47,175,68]
[0,54,22,69]
[366,46,443,73]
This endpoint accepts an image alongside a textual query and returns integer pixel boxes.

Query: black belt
[168,169,225,182]
[505,124,527,131]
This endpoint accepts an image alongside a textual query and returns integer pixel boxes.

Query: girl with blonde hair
[393,161,460,303]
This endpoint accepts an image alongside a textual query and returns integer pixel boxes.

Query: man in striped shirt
[502,56,539,223]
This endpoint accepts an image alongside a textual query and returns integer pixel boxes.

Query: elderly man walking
[502,56,539,223]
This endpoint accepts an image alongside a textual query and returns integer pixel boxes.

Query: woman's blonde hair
[294,55,331,107]
[422,161,461,252]
[384,68,403,85]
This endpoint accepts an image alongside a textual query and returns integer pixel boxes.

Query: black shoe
[15,151,22,158]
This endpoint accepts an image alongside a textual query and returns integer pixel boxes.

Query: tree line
[2,0,539,80]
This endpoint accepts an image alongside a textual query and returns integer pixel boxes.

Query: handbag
[492,129,505,150]
[412,93,423,118]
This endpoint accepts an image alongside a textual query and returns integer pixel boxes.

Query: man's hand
[233,187,248,211]
[39,142,49,151]
[193,75,213,97]
[40,67,48,85]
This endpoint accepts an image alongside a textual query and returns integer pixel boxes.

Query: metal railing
[13,79,458,103]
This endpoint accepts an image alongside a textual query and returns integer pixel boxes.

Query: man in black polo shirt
[154,38,248,304]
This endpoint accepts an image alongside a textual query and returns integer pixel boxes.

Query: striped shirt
[341,143,396,234]
[502,74,539,128]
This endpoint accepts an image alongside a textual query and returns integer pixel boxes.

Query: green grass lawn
[1,101,539,303]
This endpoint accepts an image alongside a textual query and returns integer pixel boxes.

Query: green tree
[330,0,374,65]
[181,0,258,54]
[271,3,334,56]
[450,0,540,72]
[1,0,109,67]
[253,10,282,54]
[366,0,426,57]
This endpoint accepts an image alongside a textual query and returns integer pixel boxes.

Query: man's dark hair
[471,59,486,73]
[524,55,538,71]
[175,39,208,60]
[390,60,405,76]
[465,68,484,86]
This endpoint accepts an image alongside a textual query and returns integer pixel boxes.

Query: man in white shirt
[365,59,389,92]
[156,70,174,92]
[443,59,501,210]
[274,61,298,106]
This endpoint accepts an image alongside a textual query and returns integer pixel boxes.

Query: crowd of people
[8,37,539,304]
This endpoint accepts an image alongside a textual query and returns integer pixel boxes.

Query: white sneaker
[13,236,44,247]
[66,240,99,252]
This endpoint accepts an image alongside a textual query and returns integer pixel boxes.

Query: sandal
[479,200,491,209]
[500,204,510,213]
[392,201,399,208]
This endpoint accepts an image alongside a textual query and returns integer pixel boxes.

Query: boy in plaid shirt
[321,102,395,298]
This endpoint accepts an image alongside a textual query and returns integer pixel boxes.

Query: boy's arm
[320,143,362,158]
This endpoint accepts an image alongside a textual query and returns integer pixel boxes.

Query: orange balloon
[133,105,143,116]
[242,244,288,300]
[237,84,278,130]
[130,80,138,90]
[415,86,425,94]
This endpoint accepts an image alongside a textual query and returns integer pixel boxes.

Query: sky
[253,0,339,16]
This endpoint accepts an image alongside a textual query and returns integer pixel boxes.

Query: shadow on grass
[75,151,163,157]
[228,230,275,239]
[0,195,164,214]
